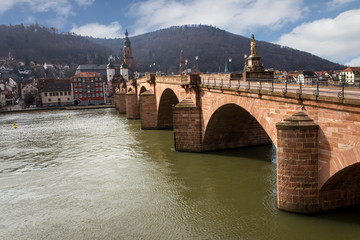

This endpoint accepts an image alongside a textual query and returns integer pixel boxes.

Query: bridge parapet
[155,75,190,85]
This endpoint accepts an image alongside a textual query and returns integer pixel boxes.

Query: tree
[23,92,35,105]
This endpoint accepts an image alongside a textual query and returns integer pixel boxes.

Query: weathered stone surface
[124,73,360,213]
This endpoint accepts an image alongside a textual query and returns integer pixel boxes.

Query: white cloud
[0,0,25,15]
[70,21,123,38]
[74,0,95,7]
[276,9,360,65]
[129,0,306,36]
[28,0,73,16]
[0,0,94,17]
[0,0,76,16]
[345,56,360,66]
[328,0,356,9]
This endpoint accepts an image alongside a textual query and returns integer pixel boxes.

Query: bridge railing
[200,78,360,100]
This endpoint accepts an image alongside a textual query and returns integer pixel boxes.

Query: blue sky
[0,0,359,66]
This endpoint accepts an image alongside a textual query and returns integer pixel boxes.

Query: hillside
[0,24,112,65]
[90,25,344,73]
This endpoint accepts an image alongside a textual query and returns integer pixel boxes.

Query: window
[67,98,70,101]
[56,92,59,96]
[99,82,102,86]
[44,92,48,96]
[48,98,51,102]
[50,93,52,96]
[100,93,103,97]
[74,83,77,87]
[79,83,82,87]
[64,92,67,96]
[95,82,98,86]
[60,92,63,96]
[96,93,99,97]
[74,78,77,82]
[75,94,78,98]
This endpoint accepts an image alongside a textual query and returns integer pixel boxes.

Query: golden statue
[250,34,258,57]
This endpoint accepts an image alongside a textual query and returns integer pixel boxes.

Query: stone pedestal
[276,112,319,213]
[173,98,202,152]
[139,90,158,129]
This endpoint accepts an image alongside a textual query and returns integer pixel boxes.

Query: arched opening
[203,104,272,151]
[320,162,360,209]
[140,86,147,94]
[158,89,179,129]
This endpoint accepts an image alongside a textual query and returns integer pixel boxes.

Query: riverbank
[0,104,115,114]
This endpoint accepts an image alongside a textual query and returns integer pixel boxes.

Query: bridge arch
[202,103,272,151]
[319,161,360,209]
[158,88,179,129]
[139,86,147,94]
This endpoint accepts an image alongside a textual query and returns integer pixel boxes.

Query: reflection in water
[0,108,360,240]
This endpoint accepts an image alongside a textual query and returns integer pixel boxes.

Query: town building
[75,64,120,76]
[0,89,6,107]
[21,81,38,105]
[0,78,18,106]
[297,71,318,85]
[339,67,360,84]
[71,72,105,105]
[39,78,72,106]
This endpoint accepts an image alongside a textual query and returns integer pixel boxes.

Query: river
[0,108,359,240]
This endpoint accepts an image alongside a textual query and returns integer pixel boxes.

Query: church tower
[120,61,129,81]
[123,29,135,73]
[106,56,115,83]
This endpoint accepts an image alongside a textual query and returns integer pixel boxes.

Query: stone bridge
[113,73,360,214]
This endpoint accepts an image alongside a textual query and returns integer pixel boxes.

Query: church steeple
[123,28,134,73]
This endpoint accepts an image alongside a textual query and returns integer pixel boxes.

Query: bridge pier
[126,90,140,119]
[173,98,202,152]
[139,90,158,129]
[116,92,126,114]
[276,112,319,213]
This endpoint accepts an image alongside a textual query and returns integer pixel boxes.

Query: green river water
[0,108,359,240]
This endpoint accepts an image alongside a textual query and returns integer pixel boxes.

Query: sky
[0,0,359,66]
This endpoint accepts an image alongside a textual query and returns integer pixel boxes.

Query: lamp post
[153,63,155,73]
[195,56,199,72]
[149,64,152,73]
[229,58,232,73]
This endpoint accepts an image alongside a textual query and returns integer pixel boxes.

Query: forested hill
[0,24,112,65]
[89,25,344,73]
[0,24,344,73]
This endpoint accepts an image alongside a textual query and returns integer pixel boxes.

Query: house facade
[71,72,105,105]
[40,79,72,106]
[297,71,318,85]
[339,67,360,84]
[21,82,38,100]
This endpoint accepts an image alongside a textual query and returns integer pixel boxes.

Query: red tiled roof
[342,67,360,72]
[73,72,102,78]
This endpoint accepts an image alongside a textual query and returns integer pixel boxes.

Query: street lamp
[229,58,232,73]
[195,56,199,72]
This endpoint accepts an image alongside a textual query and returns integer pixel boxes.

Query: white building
[339,67,360,84]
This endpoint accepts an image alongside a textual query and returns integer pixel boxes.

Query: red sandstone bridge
[113,73,360,214]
